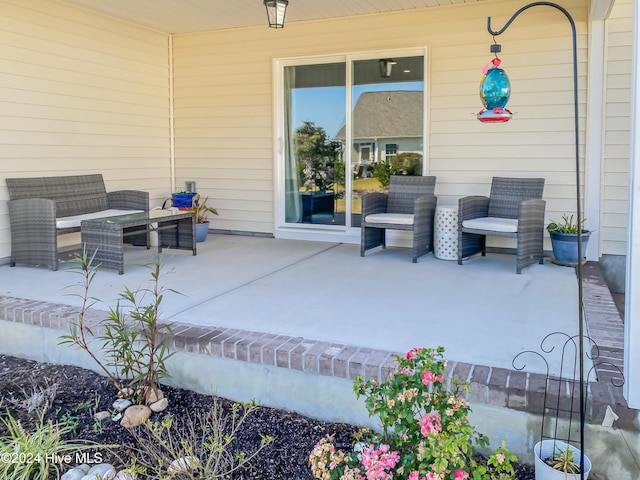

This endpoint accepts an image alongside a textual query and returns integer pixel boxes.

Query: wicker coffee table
[81,210,196,274]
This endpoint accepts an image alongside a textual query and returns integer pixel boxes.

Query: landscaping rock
[145,387,164,404]
[61,464,92,480]
[167,456,200,474]
[61,468,86,480]
[82,463,116,480]
[112,398,132,411]
[114,470,137,480]
[119,387,135,398]
[88,463,116,476]
[150,397,168,412]
[120,404,152,427]
[93,410,111,422]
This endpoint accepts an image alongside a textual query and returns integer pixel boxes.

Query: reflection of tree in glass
[372,152,423,188]
[294,121,340,192]
[330,141,345,199]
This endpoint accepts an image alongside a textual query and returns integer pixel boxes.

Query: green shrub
[60,250,175,404]
[0,408,107,480]
[372,153,424,188]
[127,400,274,479]
[392,152,423,176]
[310,347,517,480]
[372,162,401,189]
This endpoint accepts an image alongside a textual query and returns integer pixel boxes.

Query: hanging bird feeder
[477,44,512,123]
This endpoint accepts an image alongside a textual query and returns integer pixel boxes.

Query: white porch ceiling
[59,0,485,34]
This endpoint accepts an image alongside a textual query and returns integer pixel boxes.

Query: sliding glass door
[350,56,424,227]
[283,62,346,226]
[279,51,425,237]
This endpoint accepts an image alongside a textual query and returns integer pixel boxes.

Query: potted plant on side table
[547,214,592,267]
[190,194,218,242]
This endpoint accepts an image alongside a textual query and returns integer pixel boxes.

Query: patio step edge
[0,291,636,431]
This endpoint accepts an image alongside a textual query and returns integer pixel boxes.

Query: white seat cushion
[365,213,414,226]
[462,216,518,233]
[57,209,144,229]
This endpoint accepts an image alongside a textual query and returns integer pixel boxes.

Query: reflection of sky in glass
[292,82,423,140]
[292,87,345,139]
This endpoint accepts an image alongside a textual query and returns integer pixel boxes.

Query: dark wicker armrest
[107,190,149,210]
[8,198,56,234]
[458,195,489,224]
[8,198,58,269]
[361,192,388,218]
[413,194,438,227]
[517,198,546,234]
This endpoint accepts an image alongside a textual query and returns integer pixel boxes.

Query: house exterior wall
[0,0,171,260]
[602,0,632,257]
[170,28,277,234]
[352,138,422,165]
[171,0,592,248]
[397,139,423,156]
[0,0,632,262]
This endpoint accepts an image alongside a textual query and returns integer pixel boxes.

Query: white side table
[434,205,458,260]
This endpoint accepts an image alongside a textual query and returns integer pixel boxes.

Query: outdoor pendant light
[477,44,512,123]
[264,0,288,29]
[379,59,397,78]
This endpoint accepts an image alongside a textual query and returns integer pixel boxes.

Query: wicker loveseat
[6,174,149,270]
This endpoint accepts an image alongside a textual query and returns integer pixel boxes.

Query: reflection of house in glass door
[359,144,372,163]
[337,90,424,172]
[335,87,425,227]
[384,143,398,163]
[356,144,373,178]
[339,90,424,168]
[277,53,424,237]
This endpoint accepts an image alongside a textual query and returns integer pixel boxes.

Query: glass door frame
[273,47,429,243]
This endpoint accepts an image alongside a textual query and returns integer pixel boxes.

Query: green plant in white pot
[534,439,592,479]
[190,194,218,242]
[547,214,591,266]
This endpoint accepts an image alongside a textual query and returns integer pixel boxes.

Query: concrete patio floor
[1,234,585,376]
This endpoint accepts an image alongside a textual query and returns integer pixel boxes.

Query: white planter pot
[534,440,591,480]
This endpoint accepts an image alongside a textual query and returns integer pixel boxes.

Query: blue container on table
[171,192,197,209]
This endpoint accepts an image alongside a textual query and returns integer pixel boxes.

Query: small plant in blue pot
[190,194,218,242]
[547,214,591,266]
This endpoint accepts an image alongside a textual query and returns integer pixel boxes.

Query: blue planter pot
[195,222,209,242]
[549,231,591,266]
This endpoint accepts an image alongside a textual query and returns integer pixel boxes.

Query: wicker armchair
[361,175,437,263]
[457,177,545,274]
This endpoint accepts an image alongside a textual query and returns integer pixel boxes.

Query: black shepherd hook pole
[488,3,585,478]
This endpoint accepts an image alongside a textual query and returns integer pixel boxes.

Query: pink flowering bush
[309,347,517,480]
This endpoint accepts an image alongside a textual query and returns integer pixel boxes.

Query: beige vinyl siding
[172,41,274,233]
[602,0,632,255]
[0,0,170,260]
[172,0,589,243]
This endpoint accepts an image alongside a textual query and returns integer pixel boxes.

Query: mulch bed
[0,354,535,479]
